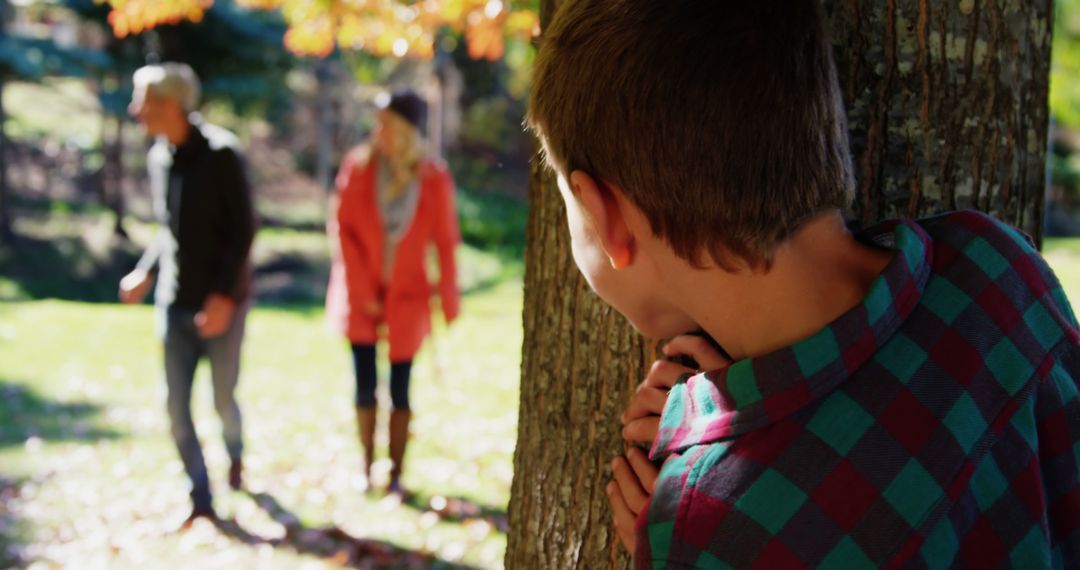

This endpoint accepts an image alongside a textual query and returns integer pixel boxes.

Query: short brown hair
[528,0,854,268]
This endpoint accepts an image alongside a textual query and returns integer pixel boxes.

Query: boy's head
[530,0,854,263]
[528,0,855,337]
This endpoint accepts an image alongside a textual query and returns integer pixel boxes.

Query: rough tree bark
[506,1,1052,568]
[504,137,653,570]
[827,0,1052,242]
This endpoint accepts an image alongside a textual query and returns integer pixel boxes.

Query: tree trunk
[825,0,1052,244]
[315,59,336,194]
[0,72,12,245]
[505,1,1052,568]
[505,2,656,567]
[504,135,654,569]
[0,3,12,245]
[104,116,128,238]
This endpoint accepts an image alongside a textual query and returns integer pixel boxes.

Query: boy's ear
[569,170,635,269]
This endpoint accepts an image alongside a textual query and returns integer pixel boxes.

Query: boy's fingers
[621,386,668,424]
[612,456,649,516]
[606,481,637,552]
[622,417,660,443]
[663,334,731,370]
[644,359,694,389]
[626,447,660,494]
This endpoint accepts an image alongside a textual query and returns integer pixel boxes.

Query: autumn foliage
[105,0,214,39]
[99,0,538,60]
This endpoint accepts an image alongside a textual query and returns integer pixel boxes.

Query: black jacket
[137,120,256,309]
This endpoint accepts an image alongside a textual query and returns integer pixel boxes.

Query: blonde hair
[375,110,426,199]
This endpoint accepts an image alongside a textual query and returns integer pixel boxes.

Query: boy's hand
[607,447,658,553]
[622,334,731,444]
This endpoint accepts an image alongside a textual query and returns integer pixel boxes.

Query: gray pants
[161,302,248,511]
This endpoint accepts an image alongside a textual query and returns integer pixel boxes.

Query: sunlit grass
[1045,237,1080,304]
[0,277,522,569]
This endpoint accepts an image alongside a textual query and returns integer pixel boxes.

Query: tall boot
[356,406,377,489]
[387,408,411,496]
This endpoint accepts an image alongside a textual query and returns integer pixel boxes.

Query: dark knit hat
[379,89,427,130]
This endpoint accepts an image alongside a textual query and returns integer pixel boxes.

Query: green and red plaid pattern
[639,211,1080,569]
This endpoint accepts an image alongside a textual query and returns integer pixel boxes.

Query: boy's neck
[681,212,894,362]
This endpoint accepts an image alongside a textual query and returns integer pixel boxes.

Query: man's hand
[195,293,236,338]
[622,334,731,444]
[119,269,153,304]
[607,447,659,553]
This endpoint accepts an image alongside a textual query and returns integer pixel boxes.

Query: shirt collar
[650,219,934,460]
[171,116,207,163]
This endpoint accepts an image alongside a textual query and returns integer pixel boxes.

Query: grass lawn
[0,268,522,569]
[1043,237,1080,303]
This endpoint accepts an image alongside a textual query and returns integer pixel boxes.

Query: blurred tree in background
[0,0,112,242]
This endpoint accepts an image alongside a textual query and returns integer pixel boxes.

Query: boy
[528,0,1080,568]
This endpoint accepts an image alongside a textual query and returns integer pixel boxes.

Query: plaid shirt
[638,211,1080,569]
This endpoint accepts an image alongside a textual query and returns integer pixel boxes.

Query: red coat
[325,150,460,362]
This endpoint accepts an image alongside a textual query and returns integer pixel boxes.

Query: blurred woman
[326,90,460,495]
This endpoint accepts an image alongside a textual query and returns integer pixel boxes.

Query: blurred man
[119,62,255,527]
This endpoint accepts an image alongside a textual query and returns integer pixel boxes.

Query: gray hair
[133,63,201,113]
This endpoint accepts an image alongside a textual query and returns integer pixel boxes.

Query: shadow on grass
[253,253,330,307]
[0,230,141,303]
[0,381,124,449]
[0,220,332,307]
[210,491,480,569]
[0,378,122,567]
[0,477,28,569]
[401,492,508,534]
